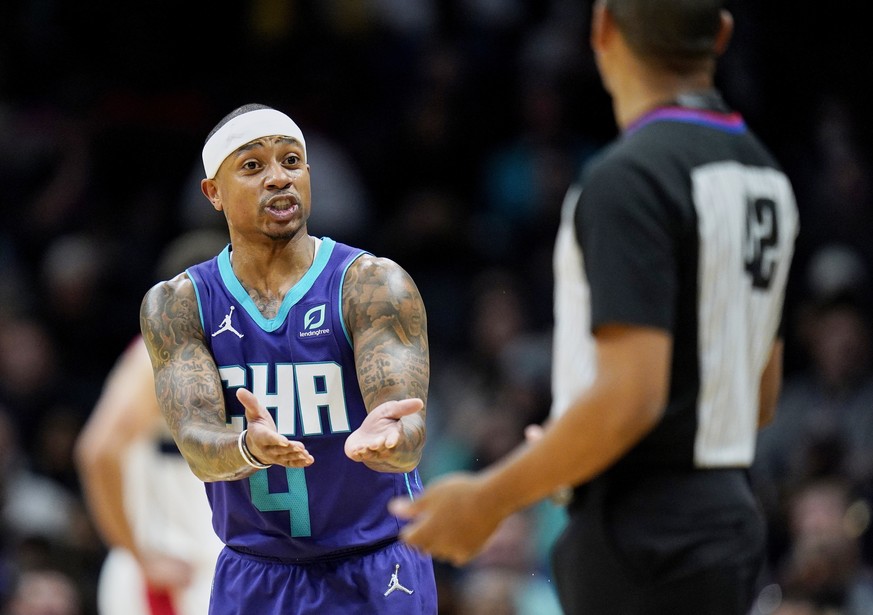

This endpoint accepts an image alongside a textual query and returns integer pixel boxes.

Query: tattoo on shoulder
[343,256,430,407]
[139,275,226,435]
[139,275,204,369]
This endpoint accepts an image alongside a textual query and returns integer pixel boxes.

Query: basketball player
[139,104,437,614]
[77,230,229,615]
[392,1,799,614]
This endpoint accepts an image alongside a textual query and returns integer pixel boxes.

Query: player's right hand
[236,388,314,468]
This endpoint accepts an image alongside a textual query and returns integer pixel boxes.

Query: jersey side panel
[692,162,796,465]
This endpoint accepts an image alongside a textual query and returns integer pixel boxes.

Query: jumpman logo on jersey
[212,306,244,339]
[383,563,414,596]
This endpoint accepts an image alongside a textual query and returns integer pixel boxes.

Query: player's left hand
[344,398,423,463]
[389,472,505,567]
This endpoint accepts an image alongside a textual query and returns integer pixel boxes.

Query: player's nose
[264,159,292,190]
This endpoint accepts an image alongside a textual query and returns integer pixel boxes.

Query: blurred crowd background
[1,1,872,613]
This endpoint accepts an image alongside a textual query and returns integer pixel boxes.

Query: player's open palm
[345,398,423,463]
[237,388,314,468]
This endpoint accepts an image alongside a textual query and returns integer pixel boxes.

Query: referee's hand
[390,472,504,567]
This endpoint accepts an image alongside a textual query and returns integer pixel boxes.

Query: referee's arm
[757,339,784,429]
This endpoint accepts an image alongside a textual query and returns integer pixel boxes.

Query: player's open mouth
[265,195,299,217]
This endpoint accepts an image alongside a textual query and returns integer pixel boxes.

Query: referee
[393,0,800,613]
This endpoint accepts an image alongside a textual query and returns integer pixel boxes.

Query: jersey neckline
[217,237,336,332]
[625,106,746,138]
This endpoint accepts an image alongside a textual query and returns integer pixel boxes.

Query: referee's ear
[714,9,734,58]
[590,0,613,58]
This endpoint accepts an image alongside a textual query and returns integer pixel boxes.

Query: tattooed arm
[139,274,253,481]
[342,255,429,473]
[140,274,314,481]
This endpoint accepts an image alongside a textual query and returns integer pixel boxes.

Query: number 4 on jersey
[250,467,312,537]
[218,361,353,538]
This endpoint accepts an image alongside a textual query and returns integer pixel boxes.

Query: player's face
[205,136,311,242]
[396,288,422,337]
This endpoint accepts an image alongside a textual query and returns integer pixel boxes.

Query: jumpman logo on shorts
[212,305,244,339]
[383,563,414,596]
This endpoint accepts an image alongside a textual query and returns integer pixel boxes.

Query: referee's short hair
[603,0,725,74]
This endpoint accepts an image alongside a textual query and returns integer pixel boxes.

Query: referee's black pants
[552,470,765,615]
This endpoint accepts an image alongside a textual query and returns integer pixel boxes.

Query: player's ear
[714,9,734,57]
[201,178,223,212]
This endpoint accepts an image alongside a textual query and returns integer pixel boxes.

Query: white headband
[201,108,307,179]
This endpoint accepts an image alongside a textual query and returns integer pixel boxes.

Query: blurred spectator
[753,594,820,615]
[300,131,373,244]
[0,243,30,323]
[796,99,873,265]
[775,479,873,614]
[0,317,65,458]
[3,568,82,615]
[454,568,516,615]
[38,233,117,391]
[771,601,818,615]
[460,508,563,615]
[376,40,482,212]
[423,268,542,479]
[478,76,599,264]
[366,0,438,36]
[757,290,873,486]
[0,410,88,566]
[753,246,873,569]
[804,244,870,304]
[30,407,83,494]
[0,102,94,268]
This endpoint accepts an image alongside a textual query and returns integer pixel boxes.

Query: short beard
[270,230,296,240]
[264,225,305,242]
